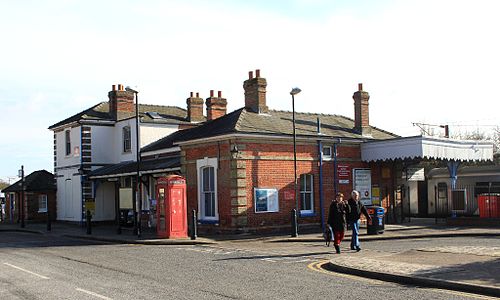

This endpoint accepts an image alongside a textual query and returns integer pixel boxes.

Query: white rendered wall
[90,125,116,164]
[140,123,178,148]
[55,126,81,168]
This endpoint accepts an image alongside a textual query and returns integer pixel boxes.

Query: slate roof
[88,156,181,178]
[142,108,398,153]
[48,102,203,130]
[3,170,56,193]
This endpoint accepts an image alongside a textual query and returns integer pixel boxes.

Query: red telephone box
[156,175,188,238]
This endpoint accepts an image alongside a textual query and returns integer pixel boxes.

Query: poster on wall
[254,188,279,213]
[353,169,372,206]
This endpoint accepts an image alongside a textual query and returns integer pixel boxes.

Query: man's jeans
[349,219,360,249]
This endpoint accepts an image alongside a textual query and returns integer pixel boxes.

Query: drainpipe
[317,118,324,232]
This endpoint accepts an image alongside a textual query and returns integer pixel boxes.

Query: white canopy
[361,136,494,162]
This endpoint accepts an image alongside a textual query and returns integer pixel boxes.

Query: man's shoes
[356,246,361,252]
[350,246,355,250]
[334,245,341,254]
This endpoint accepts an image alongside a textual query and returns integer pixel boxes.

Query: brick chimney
[186,92,204,122]
[353,83,371,136]
[243,69,268,113]
[108,84,135,120]
[206,90,227,121]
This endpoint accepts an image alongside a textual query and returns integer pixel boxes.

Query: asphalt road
[0,232,496,299]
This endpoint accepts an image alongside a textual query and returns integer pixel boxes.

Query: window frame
[300,174,314,213]
[38,194,48,213]
[65,130,71,156]
[123,126,132,153]
[196,158,218,221]
[322,145,332,160]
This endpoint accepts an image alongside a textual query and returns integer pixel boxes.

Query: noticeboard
[119,188,133,209]
[254,188,279,213]
[353,169,372,205]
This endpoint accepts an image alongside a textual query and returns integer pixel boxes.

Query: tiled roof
[88,156,181,178]
[3,170,56,193]
[141,107,398,153]
[48,102,203,130]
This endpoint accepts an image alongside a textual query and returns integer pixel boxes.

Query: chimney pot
[112,84,116,91]
[255,69,260,78]
[196,92,199,98]
[190,92,193,97]
[210,90,214,97]
[218,91,222,98]
[358,83,363,91]
[248,71,253,79]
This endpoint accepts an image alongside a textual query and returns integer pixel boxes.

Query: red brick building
[2,170,56,223]
[141,70,399,234]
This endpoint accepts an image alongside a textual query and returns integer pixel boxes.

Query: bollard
[46,209,51,232]
[86,210,92,235]
[191,209,197,240]
[291,209,298,237]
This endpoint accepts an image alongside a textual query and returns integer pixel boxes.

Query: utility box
[156,175,188,238]
[366,206,385,235]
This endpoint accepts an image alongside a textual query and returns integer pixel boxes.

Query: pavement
[1,218,499,297]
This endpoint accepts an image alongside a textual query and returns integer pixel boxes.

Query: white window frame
[196,157,218,221]
[322,145,332,160]
[38,194,48,213]
[123,126,132,153]
[300,174,314,213]
[65,130,71,156]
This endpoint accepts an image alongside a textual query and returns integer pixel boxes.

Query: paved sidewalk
[1,218,500,297]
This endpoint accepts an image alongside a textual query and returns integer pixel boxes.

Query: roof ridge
[234,108,246,131]
[269,108,344,118]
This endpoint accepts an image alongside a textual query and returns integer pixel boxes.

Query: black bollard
[46,209,51,232]
[291,209,298,237]
[190,209,197,240]
[86,210,92,235]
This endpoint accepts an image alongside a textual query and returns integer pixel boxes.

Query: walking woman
[327,192,348,254]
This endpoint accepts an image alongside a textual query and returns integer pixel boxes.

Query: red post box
[156,175,188,238]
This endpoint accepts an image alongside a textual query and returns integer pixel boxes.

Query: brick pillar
[230,150,247,227]
[353,83,371,136]
[206,90,227,121]
[186,92,204,122]
[243,69,268,114]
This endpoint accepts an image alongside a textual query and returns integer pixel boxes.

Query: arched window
[196,157,218,221]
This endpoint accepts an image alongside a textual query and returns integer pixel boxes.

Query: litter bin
[366,206,385,235]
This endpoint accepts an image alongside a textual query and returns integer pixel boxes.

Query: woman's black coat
[327,200,348,231]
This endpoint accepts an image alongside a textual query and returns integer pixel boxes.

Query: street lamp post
[290,87,301,237]
[126,86,141,238]
[18,165,25,228]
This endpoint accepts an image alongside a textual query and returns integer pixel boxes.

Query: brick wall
[182,139,388,233]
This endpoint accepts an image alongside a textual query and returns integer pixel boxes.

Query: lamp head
[290,87,301,95]
[125,86,139,93]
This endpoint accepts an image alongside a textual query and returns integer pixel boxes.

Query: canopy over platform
[361,136,494,162]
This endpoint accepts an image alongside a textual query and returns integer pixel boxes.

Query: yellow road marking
[307,260,382,284]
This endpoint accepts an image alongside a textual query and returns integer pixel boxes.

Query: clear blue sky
[1,0,499,181]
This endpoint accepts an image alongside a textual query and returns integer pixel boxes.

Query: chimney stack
[206,90,227,121]
[108,83,135,120]
[186,92,204,122]
[243,69,268,113]
[353,83,371,136]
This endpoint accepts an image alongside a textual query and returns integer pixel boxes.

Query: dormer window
[123,126,131,153]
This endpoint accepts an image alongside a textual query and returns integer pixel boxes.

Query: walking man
[347,190,371,251]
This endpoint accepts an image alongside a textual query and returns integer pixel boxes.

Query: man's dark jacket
[346,198,370,223]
